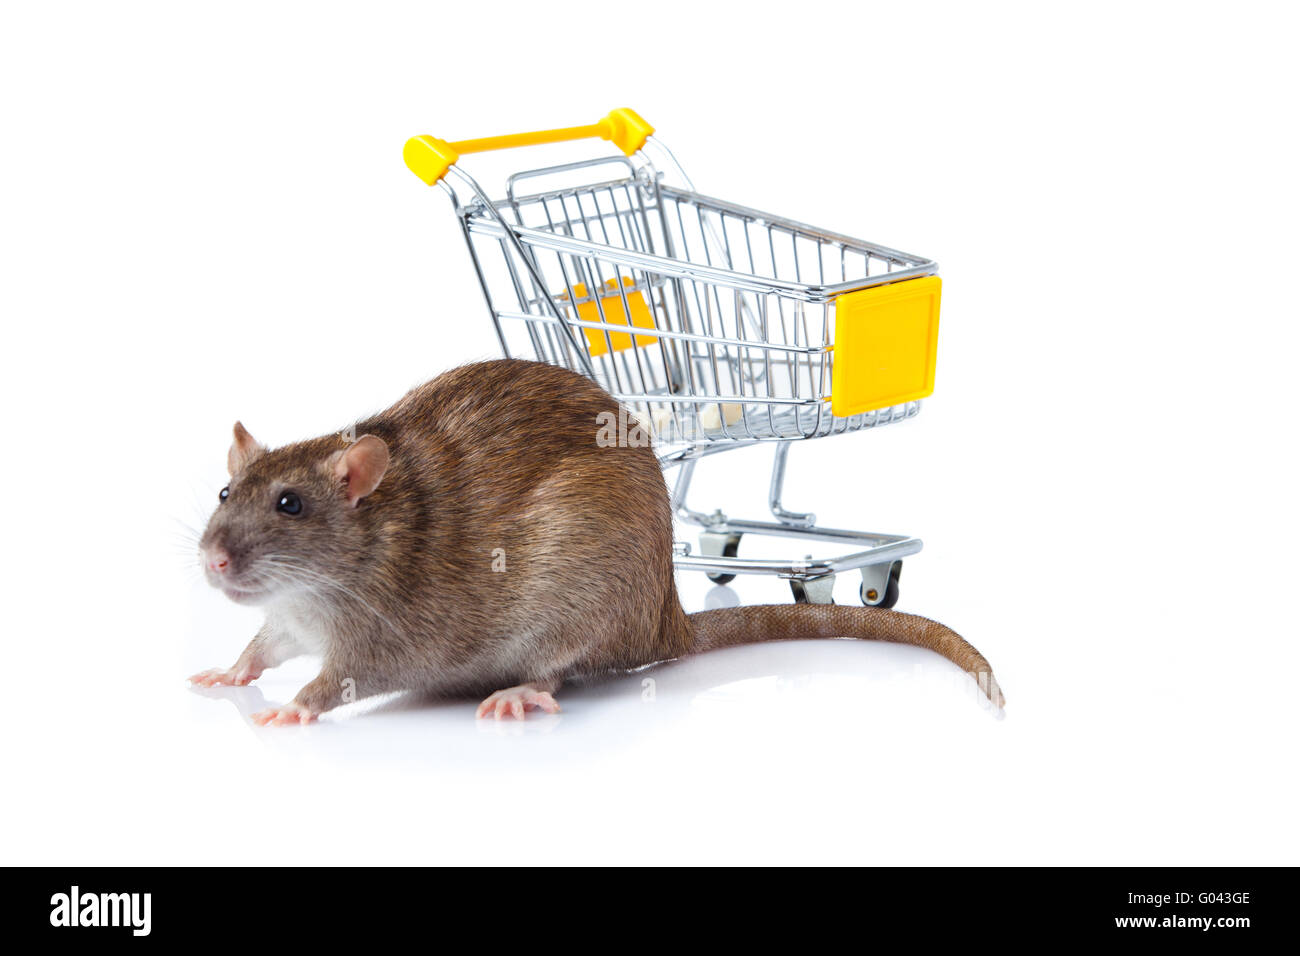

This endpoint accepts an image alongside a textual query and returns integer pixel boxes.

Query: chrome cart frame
[403,111,939,606]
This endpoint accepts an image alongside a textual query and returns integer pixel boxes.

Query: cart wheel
[861,563,902,609]
[706,538,740,585]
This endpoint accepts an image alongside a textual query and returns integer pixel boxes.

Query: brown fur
[196,358,1002,717]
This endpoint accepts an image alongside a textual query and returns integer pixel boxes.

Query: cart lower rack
[404,110,942,607]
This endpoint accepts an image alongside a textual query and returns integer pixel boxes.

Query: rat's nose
[205,547,231,574]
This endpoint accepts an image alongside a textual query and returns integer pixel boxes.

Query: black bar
[8,867,1290,943]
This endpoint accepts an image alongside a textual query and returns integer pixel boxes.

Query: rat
[190,358,1004,724]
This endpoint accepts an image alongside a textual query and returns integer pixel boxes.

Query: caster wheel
[706,538,740,585]
[861,563,902,609]
[790,577,835,605]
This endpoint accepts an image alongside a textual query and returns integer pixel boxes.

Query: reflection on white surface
[186,619,1001,770]
[704,585,741,609]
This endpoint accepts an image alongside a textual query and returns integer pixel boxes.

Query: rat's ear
[334,434,389,507]
[228,421,266,474]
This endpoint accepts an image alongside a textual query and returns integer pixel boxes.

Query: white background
[2,1,1297,865]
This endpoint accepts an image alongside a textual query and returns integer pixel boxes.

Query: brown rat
[190,358,1004,724]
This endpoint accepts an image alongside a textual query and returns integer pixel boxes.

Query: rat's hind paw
[251,703,317,727]
[475,685,561,721]
[189,665,260,687]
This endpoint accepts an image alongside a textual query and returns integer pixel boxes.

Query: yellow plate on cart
[561,277,656,356]
[831,276,941,416]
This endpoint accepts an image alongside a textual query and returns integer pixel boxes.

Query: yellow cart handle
[403,108,655,185]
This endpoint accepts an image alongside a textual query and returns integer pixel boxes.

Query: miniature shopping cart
[404,109,943,607]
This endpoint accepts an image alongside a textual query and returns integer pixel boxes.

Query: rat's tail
[687,604,1005,708]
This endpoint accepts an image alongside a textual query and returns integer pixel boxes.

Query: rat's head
[198,422,390,606]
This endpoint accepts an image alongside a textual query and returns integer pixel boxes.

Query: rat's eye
[219,486,230,503]
[276,491,303,516]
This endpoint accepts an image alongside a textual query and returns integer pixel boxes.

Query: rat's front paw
[251,703,317,726]
[476,685,561,721]
[189,665,261,687]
